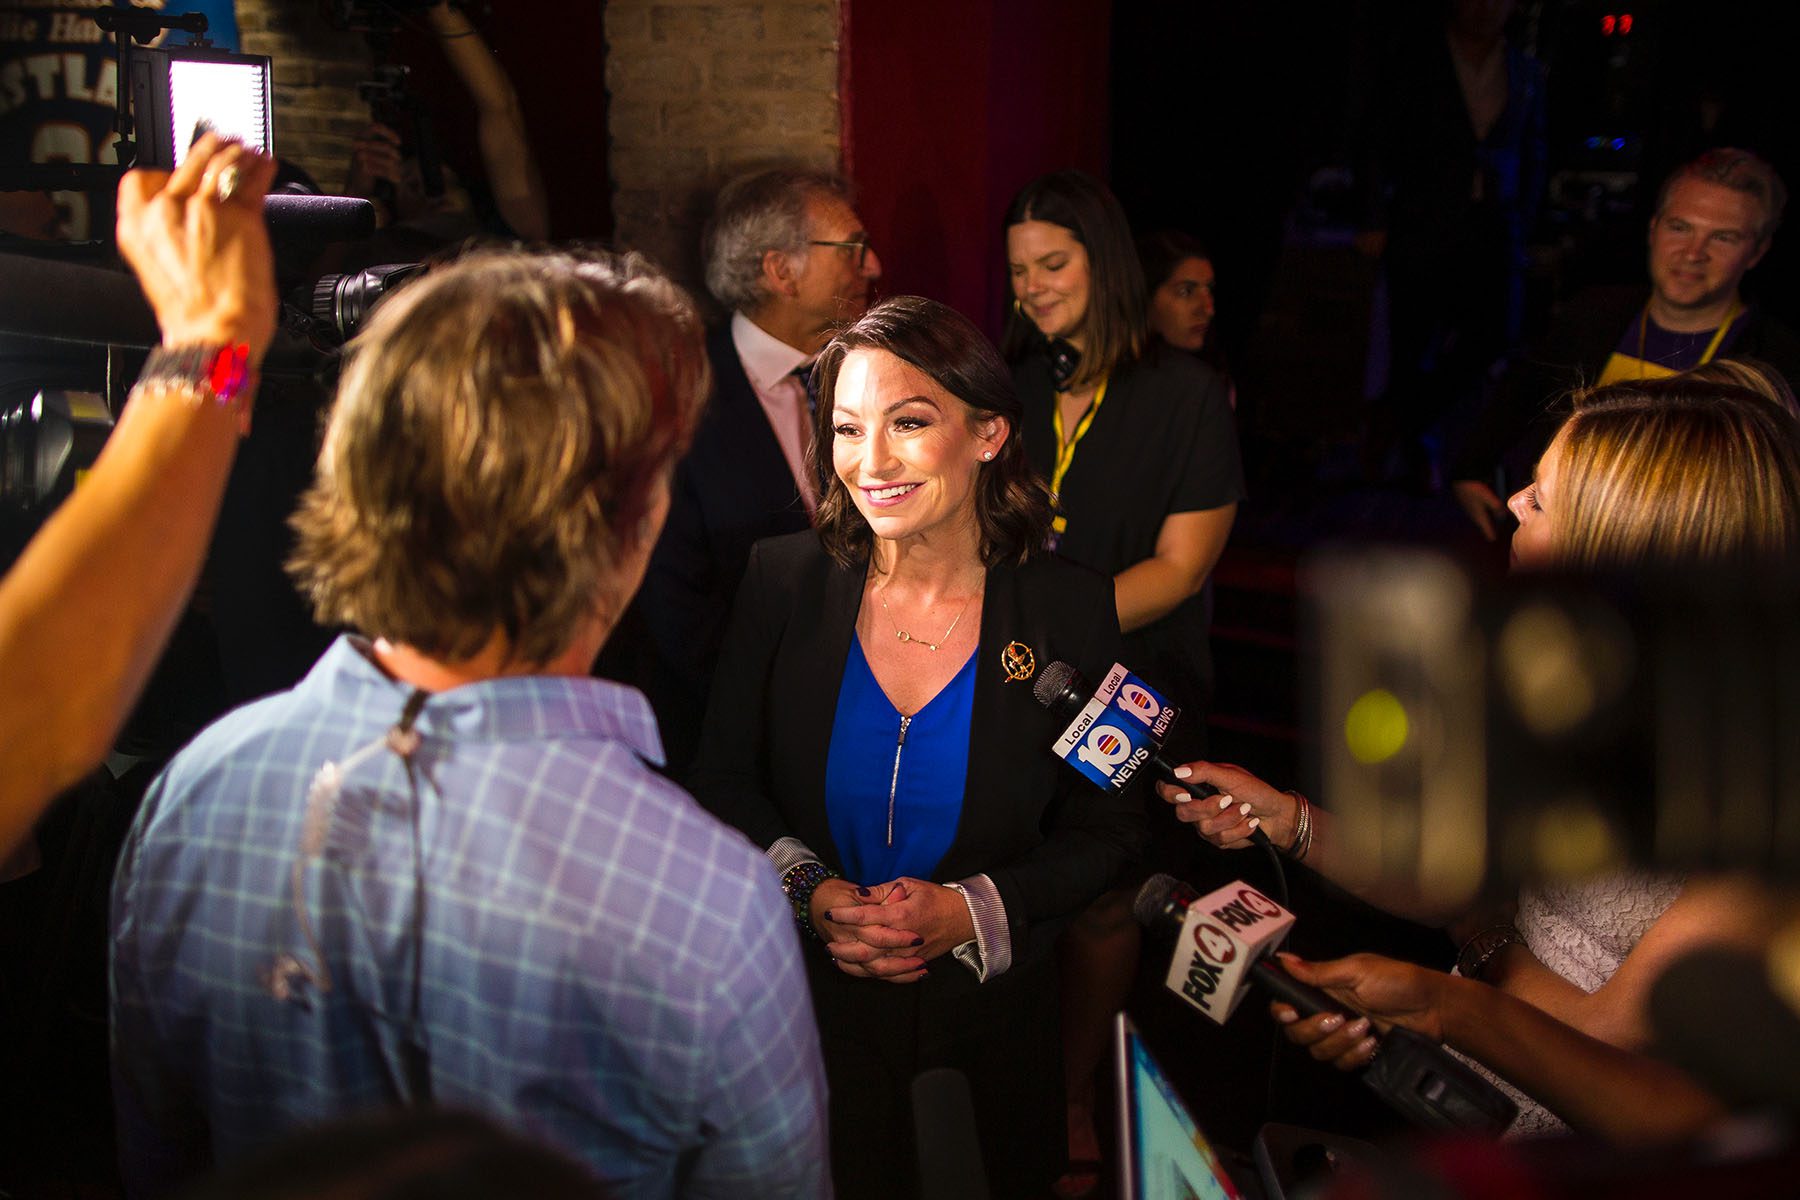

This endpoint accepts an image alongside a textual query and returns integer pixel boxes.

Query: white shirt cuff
[945,874,1012,982]
[767,836,823,877]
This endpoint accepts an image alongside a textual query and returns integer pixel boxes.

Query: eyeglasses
[809,234,874,269]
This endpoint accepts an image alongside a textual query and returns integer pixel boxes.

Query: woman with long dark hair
[1003,169,1244,1193]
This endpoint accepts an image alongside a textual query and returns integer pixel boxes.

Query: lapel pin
[1001,641,1037,683]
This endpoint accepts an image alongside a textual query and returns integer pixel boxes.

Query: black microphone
[911,1068,990,1200]
[1134,873,1518,1135]
[265,194,379,244]
[1032,659,1273,850]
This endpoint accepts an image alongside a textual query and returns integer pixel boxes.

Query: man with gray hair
[614,164,882,775]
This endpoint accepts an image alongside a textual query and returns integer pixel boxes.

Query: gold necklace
[877,584,977,652]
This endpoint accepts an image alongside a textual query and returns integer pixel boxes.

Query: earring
[982,450,994,461]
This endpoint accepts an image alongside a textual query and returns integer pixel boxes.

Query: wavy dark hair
[1137,229,1213,293]
[810,296,1053,569]
[1000,169,1148,389]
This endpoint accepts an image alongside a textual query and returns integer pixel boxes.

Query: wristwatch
[1456,923,1526,983]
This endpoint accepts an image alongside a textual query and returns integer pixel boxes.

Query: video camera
[0,7,424,562]
[1304,547,1800,910]
[322,1,493,211]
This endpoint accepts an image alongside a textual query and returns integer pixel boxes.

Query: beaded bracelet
[1456,923,1525,983]
[779,860,840,940]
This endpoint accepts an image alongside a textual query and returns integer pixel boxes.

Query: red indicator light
[1601,14,1616,34]
[1621,13,1633,34]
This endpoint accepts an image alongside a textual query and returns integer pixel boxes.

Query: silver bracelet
[1283,789,1313,862]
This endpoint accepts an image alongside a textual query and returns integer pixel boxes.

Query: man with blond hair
[1453,147,1800,538]
[110,249,831,1199]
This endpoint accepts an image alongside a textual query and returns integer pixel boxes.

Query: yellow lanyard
[1050,376,1108,503]
[1635,301,1741,377]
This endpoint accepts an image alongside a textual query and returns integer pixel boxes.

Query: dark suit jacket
[690,531,1144,978]
[606,324,812,776]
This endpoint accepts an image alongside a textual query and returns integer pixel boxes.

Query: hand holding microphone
[1268,951,1448,1070]
[1032,657,1293,912]
[1134,873,1516,1134]
[1154,760,1299,851]
[1030,659,1273,853]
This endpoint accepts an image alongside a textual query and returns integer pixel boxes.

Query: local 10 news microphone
[1031,658,1287,908]
[1030,659,1514,1134]
[1030,659,1272,849]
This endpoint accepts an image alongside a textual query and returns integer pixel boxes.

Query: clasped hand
[809,876,977,984]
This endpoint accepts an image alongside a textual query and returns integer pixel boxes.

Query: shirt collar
[303,635,667,767]
[731,310,813,394]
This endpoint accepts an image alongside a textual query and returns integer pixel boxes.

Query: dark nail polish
[821,911,833,923]
[855,886,870,897]
[911,936,924,947]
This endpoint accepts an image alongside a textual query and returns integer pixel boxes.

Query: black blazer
[690,532,1145,975]
[613,325,813,775]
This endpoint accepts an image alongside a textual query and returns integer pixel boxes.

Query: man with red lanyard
[1452,148,1800,539]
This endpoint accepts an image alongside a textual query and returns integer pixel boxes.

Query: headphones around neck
[1043,336,1081,390]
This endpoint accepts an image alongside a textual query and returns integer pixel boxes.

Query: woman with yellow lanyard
[1002,168,1243,1198]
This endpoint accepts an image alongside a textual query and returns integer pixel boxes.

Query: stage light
[127,45,273,170]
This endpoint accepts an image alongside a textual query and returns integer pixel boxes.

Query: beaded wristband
[779,860,840,940]
[1456,923,1526,983]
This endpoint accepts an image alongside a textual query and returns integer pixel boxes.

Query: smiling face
[1647,177,1769,325]
[1148,255,1216,351]
[830,347,1006,550]
[1007,219,1093,348]
[1507,426,1567,570]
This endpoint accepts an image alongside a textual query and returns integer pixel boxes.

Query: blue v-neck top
[824,638,977,884]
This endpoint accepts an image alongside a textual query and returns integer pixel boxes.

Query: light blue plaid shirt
[110,636,831,1199]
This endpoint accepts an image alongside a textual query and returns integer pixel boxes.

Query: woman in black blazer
[691,297,1143,1199]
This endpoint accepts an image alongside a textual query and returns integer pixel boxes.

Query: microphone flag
[1163,881,1296,1023]
[1049,662,1178,791]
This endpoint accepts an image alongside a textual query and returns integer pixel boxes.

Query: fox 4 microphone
[1134,873,1518,1136]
